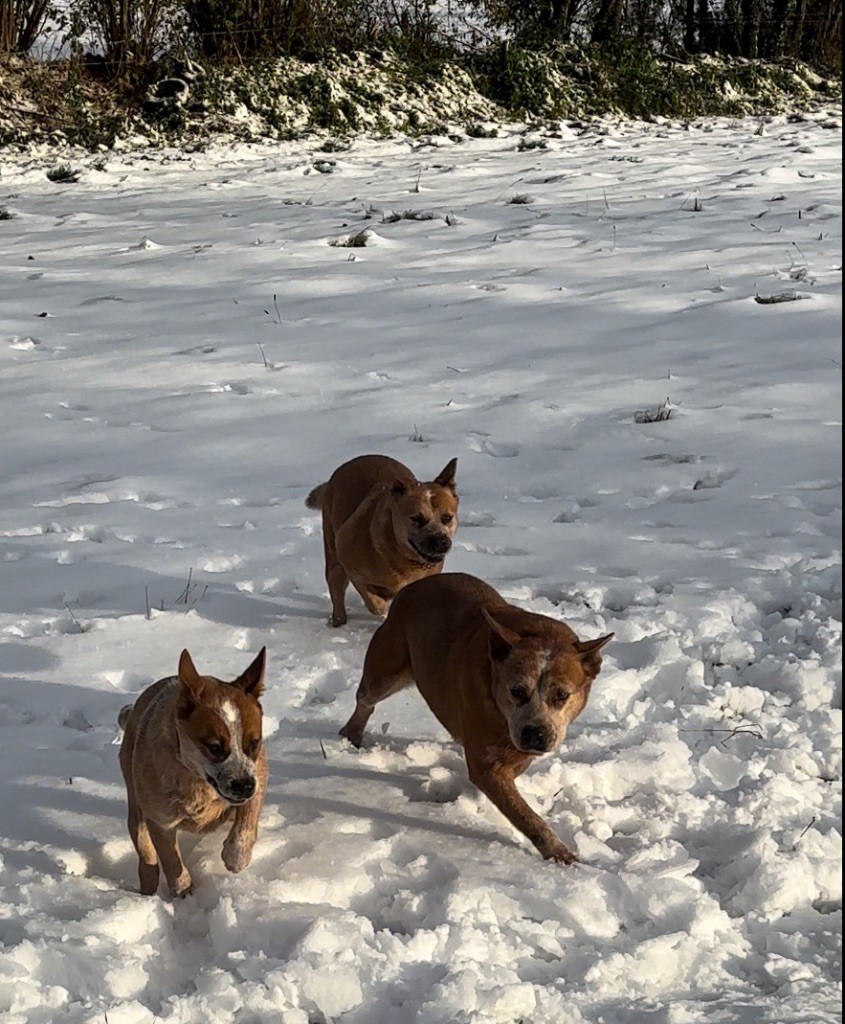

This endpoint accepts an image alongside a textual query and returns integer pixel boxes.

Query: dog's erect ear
[233,646,266,699]
[179,649,204,694]
[575,633,614,678]
[434,457,458,494]
[483,609,521,662]
[178,649,205,713]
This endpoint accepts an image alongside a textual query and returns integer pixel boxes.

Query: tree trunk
[0,0,14,53]
[684,0,697,51]
[698,0,716,52]
[592,0,626,42]
[550,0,575,39]
[741,0,759,56]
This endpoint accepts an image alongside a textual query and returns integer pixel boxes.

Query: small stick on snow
[64,603,87,633]
[175,573,193,602]
[493,176,523,203]
[793,816,817,849]
[791,241,808,263]
[185,585,208,613]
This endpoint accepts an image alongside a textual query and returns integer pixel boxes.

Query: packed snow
[0,110,841,1024]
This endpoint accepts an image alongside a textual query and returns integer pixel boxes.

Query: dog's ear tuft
[178,649,205,700]
[483,609,520,662]
[233,646,266,698]
[434,457,458,494]
[391,479,408,497]
[575,633,614,679]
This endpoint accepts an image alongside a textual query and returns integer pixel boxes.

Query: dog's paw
[138,863,160,896]
[169,870,194,898]
[540,839,579,865]
[338,722,363,748]
[330,613,348,627]
[222,834,254,873]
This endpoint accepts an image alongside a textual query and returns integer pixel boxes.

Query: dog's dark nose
[520,725,550,752]
[230,776,256,800]
[427,533,451,555]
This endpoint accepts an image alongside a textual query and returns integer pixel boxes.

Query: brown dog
[306,454,459,627]
[118,648,268,897]
[340,573,612,863]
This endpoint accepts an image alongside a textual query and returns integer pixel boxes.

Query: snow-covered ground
[0,111,841,1024]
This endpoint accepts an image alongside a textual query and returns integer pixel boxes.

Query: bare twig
[681,724,764,747]
[493,176,524,203]
[175,568,194,605]
[64,603,87,633]
[185,585,208,614]
[793,816,817,850]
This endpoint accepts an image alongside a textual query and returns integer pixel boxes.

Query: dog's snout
[520,724,550,752]
[427,533,451,555]
[229,776,256,800]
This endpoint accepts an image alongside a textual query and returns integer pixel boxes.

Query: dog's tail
[305,482,327,511]
[118,704,134,731]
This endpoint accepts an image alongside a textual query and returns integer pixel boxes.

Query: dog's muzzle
[518,724,552,754]
[206,774,256,805]
[410,534,451,565]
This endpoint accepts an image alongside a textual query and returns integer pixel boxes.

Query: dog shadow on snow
[0,668,514,896]
[0,556,502,897]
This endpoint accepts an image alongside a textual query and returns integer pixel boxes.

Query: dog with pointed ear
[118,647,269,897]
[340,572,613,865]
[304,453,460,627]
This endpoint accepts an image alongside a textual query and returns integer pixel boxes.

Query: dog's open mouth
[408,540,446,565]
[205,775,249,805]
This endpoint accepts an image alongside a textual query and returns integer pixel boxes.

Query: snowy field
[0,111,841,1024]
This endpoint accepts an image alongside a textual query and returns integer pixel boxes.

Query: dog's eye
[206,741,226,759]
[245,739,260,759]
[441,514,454,525]
[510,686,529,705]
[410,514,427,527]
[551,690,570,707]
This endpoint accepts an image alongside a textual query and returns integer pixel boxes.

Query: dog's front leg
[356,585,391,619]
[146,821,193,896]
[222,755,267,873]
[128,802,160,895]
[466,750,577,864]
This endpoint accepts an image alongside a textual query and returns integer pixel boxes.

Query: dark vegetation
[0,0,840,148]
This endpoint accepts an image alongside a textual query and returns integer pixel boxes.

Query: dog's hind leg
[339,621,413,747]
[128,800,160,895]
[323,517,349,627]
